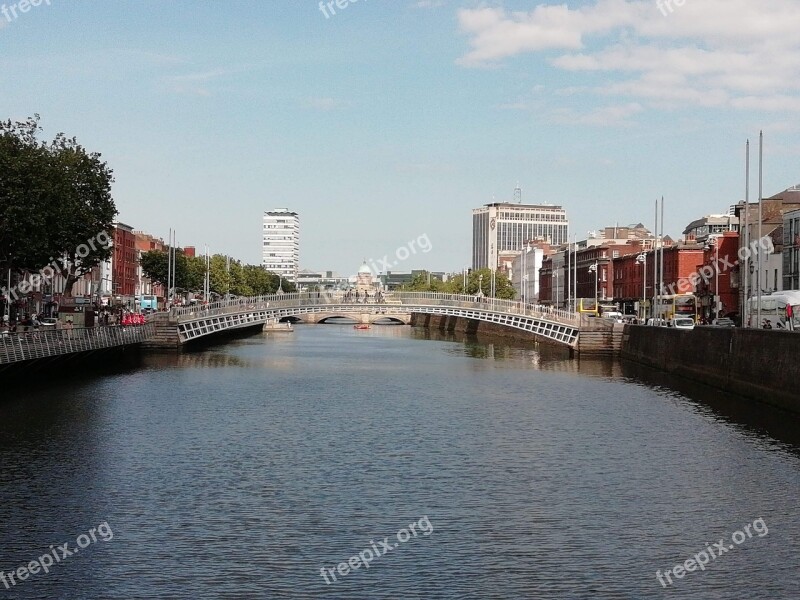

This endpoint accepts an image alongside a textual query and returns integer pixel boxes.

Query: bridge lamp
[636,253,647,319]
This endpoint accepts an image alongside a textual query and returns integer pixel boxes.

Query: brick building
[693,232,740,321]
[112,222,138,301]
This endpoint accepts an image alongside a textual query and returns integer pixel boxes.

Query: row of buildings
[472,185,800,322]
[263,208,450,291]
[1,223,196,319]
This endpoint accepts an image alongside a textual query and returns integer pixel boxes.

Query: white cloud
[457,0,800,114]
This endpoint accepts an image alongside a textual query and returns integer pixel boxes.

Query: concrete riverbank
[621,325,800,414]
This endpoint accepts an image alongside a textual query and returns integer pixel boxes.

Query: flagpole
[660,196,665,319]
[653,199,658,321]
[757,131,763,328]
[743,139,750,327]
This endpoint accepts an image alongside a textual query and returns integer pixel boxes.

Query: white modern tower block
[262,209,300,283]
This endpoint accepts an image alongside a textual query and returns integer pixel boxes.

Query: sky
[2,0,799,276]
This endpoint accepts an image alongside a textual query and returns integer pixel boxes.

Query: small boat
[353,324,370,330]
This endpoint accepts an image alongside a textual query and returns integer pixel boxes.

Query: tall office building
[262,208,300,283]
[472,202,569,270]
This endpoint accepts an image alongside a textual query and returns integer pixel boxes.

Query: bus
[653,294,698,322]
[576,298,618,317]
[746,291,800,330]
[140,295,158,312]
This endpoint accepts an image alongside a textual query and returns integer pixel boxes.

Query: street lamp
[636,253,647,320]
[588,262,599,315]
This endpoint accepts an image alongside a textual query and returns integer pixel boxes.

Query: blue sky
[2,0,799,275]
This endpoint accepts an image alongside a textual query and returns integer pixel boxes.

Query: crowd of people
[1,308,148,335]
[343,289,386,304]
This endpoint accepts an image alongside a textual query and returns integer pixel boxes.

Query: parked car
[669,317,696,330]
[646,318,668,327]
[602,311,624,323]
[40,318,58,328]
[711,317,735,327]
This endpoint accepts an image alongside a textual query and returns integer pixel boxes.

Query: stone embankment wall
[621,325,800,413]
[410,313,538,341]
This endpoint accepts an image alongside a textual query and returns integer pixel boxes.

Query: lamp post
[636,253,647,320]
[588,262,598,315]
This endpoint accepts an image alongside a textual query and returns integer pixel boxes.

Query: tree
[400,271,448,292]
[436,269,516,299]
[139,251,293,297]
[0,116,53,274]
[0,116,117,296]
[47,134,116,296]
[140,249,204,294]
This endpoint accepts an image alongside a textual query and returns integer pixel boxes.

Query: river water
[0,325,798,599]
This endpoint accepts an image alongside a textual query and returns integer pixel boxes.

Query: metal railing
[168,291,581,326]
[0,323,155,365]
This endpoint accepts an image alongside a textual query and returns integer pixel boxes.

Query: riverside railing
[169,292,581,326]
[0,323,155,365]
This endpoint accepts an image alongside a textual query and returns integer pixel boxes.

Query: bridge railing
[386,292,581,325]
[0,323,155,365]
[168,291,580,326]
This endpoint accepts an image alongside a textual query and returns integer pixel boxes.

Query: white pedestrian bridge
[166,292,582,348]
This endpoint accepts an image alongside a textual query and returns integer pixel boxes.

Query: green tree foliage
[400,271,449,293]
[47,134,116,296]
[0,116,117,295]
[139,249,204,293]
[140,250,293,297]
[405,268,517,299]
[0,116,59,273]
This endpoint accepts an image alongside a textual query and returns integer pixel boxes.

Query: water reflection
[621,359,800,456]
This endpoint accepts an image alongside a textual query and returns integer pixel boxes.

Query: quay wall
[410,313,541,341]
[621,325,800,413]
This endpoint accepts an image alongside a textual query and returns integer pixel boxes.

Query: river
[0,325,798,599]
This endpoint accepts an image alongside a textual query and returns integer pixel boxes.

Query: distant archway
[317,316,358,324]
[372,317,407,325]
